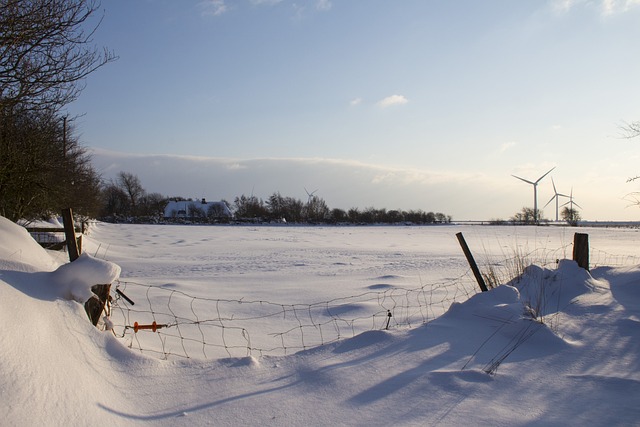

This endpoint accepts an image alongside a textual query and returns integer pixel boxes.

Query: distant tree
[138,192,167,220]
[234,194,267,220]
[404,209,422,224]
[100,182,129,219]
[386,210,403,223]
[425,211,436,224]
[489,218,507,225]
[187,202,206,221]
[623,120,640,207]
[510,207,546,225]
[561,206,581,226]
[435,212,451,223]
[621,121,640,140]
[266,192,285,221]
[329,208,347,223]
[347,208,360,223]
[266,192,303,222]
[116,171,145,216]
[358,207,377,224]
[207,203,229,222]
[303,195,329,222]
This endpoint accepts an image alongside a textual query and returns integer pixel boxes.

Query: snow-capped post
[456,232,488,292]
[61,208,80,262]
[573,233,589,271]
[61,208,113,326]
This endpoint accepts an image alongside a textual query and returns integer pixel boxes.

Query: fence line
[107,270,479,360]
[103,243,640,361]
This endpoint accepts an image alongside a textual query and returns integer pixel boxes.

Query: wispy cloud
[602,0,640,14]
[199,0,228,16]
[250,0,284,5]
[499,142,517,153]
[316,0,332,11]
[349,98,363,107]
[376,94,408,108]
[551,0,640,15]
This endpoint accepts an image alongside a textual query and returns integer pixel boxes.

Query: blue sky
[68,0,640,220]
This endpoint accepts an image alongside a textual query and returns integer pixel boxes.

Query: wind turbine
[512,167,555,224]
[304,187,318,204]
[559,188,582,224]
[543,177,569,222]
[561,187,582,211]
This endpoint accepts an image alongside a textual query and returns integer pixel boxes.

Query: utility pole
[62,116,67,159]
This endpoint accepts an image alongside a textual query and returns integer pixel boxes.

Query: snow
[1,218,639,426]
[50,253,121,302]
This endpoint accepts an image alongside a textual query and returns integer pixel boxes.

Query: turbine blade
[512,174,534,185]
[535,167,556,184]
[551,177,558,194]
[543,195,556,208]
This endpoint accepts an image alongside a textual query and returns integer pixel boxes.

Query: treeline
[231,193,452,225]
[99,172,453,225]
[0,110,103,222]
[489,206,581,226]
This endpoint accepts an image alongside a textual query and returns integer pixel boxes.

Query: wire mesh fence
[107,270,480,360]
[102,241,640,361]
[28,230,67,250]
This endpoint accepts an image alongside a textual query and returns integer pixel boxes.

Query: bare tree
[561,206,581,226]
[1,0,117,112]
[621,121,640,140]
[116,171,145,216]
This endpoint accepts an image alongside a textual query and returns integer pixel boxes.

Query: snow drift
[1,217,639,426]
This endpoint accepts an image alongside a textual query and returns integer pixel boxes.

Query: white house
[164,199,231,219]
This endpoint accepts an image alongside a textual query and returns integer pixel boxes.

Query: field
[84,223,640,360]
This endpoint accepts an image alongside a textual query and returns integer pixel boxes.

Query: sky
[66,0,640,221]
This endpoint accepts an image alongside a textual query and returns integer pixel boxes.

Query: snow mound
[50,252,121,302]
[510,260,606,318]
[0,216,59,272]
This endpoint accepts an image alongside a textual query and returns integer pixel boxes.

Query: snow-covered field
[1,218,639,426]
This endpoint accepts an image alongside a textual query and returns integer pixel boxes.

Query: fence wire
[107,270,479,360]
[103,243,640,361]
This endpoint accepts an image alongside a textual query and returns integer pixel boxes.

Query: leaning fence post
[573,233,589,271]
[456,232,488,292]
[84,284,112,326]
[61,208,79,262]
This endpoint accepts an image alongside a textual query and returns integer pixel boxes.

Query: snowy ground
[1,218,639,426]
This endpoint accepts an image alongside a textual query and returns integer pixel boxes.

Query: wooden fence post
[62,208,111,326]
[573,233,589,271]
[61,208,79,262]
[85,284,111,326]
[456,232,488,292]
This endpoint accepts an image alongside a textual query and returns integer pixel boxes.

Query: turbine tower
[543,177,569,222]
[512,167,555,224]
